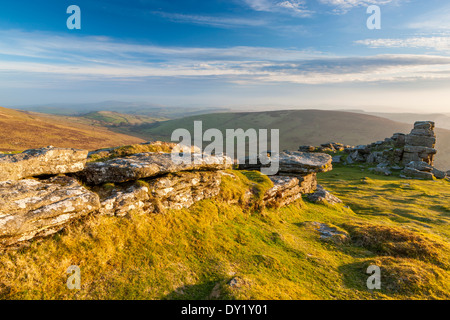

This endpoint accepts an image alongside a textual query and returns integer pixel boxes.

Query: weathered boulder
[405,135,436,148]
[369,166,392,176]
[77,152,232,185]
[263,176,302,208]
[96,171,223,216]
[432,168,447,180]
[263,175,316,208]
[307,185,342,205]
[406,161,433,172]
[401,167,434,180]
[332,155,342,164]
[87,141,201,162]
[239,151,332,175]
[97,184,150,217]
[0,176,100,248]
[0,147,88,181]
[297,173,318,194]
[402,121,437,165]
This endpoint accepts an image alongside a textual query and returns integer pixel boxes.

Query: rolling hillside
[363,112,450,131]
[80,111,166,127]
[0,107,145,152]
[13,101,231,119]
[136,110,450,170]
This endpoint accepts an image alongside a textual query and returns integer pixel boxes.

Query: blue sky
[1,0,450,112]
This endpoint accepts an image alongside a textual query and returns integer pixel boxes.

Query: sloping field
[0,107,145,152]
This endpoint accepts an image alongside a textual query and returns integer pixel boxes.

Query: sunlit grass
[0,166,449,300]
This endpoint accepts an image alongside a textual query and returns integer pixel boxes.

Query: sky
[0,0,450,113]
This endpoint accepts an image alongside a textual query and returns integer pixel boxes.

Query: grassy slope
[1,166,449,300]
[0,107,145,152]
[132,110,450,171]
[81,111,166,126]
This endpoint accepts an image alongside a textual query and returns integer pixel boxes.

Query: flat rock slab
[0,176,100,248]
[0,147,88,181]
[239,151,332,175]
[77,152,232,185]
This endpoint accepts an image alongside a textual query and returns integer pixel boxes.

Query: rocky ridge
[299,121,448,181]
[0,143,335,248]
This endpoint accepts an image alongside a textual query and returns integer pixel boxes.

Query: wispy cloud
[356,36,450,53]
[243,0,314,17]
[152,11,267,28]
[318,0,404,14]
[2,30,450,87]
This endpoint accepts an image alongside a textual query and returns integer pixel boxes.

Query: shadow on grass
[392,209,434,223]
[337,261,377,294]
[163,278,233,300]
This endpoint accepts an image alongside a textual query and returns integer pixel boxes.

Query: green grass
[81,111,165,127]
[0,166,449,300]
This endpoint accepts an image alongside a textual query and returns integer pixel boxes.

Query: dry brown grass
[362,257,450,297]
[342,222,450,267]
[0,107,144,152]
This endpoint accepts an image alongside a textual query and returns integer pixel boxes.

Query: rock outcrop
[0,145,234,249]
[402,121,437,166]
[0,146,88,181]
[307,185,343,205]
[239,151,332,175]
[263,176,304,208]
[96,171,223,216]
[0,176,100,248]
[0,142,336,249]
[238,151,332,205]
[77,152,232,185]
[300,121,448,180]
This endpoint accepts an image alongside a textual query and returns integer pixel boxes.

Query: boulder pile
[0,140,341,249]
[238,151,333,207]
[299,121,448,180]
[0,148,99,248]
[0,145,232,248]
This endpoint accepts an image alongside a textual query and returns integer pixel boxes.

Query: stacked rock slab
[95,171,223,216]
[81,152,233,216]
[0,146,88,180]
[239,151,333,207]
[402,121,437,166]
[304,121,447,180]
[0,147,99,248]
[0,176,100,247]
[77,152,232,185]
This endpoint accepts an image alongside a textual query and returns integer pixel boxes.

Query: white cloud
[2,30,450,87]
[153,12,267,28]
[356,37,450,53]
[318,0,403,14]
[243,0,314,17]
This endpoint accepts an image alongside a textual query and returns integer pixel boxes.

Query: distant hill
[12,101,231,119]
[0,107,145,152]
[362,112,450,131]
[136,109,450,170]
[81,111,166,127]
